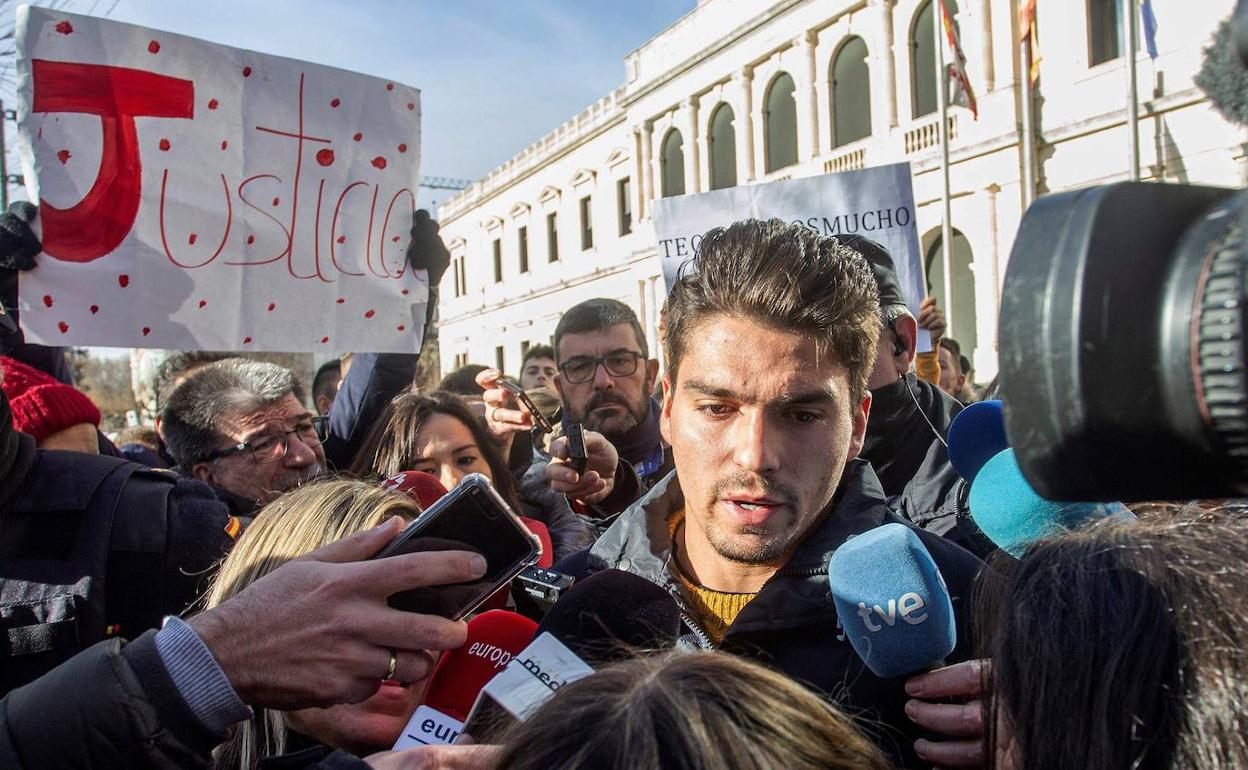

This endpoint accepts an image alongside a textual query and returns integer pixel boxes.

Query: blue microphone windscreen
[828,523,956,679]
[968,448,1135,558]
[947,400,1008,482]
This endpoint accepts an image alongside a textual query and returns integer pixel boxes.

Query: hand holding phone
[498,380,554,434]
[546,427,619,506]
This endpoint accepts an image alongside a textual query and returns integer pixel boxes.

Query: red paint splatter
[336,235,345,244]
[147,40,161,54]
[330,98,341,108]
[385,83,394,91]
[207,98,219,110]
[336,298,345,305]
[158,138,171,151]
[242,66,252,77]
[401,289,409,296]
[271,197,280,207]
[198,299,207,309]
[42,294,53,308]
[246,234,255,245]
[57,321,68,333]
[267,302,276,312]
[142,327,151,337]
[56,149,71,165]
[320,336,329,344]
[89,305,98,315]
[406,102,415,111]
[390,235,400,243]
[398,143,407,153]
[396,325,406,332]
[118,274,130,288]
[54,20,73,34]
[315,148,334,166]
[188,233,198,245]
[364,309,376,319]
[221,140,228,150]
[243,336,252,345]
[371,156,387,170]
[352,132,362,142]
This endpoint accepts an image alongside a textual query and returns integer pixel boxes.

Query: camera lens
[1000,182,1247,501]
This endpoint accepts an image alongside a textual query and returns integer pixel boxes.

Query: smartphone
[498,379,554,434]
[372,473,542,620]
[564,423,589,475]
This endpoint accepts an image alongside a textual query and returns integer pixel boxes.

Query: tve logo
[853,592,928,632]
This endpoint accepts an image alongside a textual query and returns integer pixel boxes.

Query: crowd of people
[0,200,1245,770]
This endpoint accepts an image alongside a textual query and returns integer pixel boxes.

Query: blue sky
[100,0,697,206]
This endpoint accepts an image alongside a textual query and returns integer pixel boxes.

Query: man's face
[555,323,658,438]
[662,314,870,568]
[194,393,326,505]
[938,346,964,398]
[519,355,558,395]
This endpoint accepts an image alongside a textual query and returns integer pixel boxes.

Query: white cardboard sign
[652,162,931,351]
[14,6,426,353]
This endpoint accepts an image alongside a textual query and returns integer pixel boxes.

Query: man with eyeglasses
[161,359,327,514]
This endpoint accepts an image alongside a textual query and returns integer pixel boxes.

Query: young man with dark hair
[519,344,558,396]
[554,220,985,768]
[312,359,342,415]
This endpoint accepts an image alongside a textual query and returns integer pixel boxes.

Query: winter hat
[0,355,100,442]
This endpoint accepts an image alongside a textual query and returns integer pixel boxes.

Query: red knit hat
[0,356,100,442]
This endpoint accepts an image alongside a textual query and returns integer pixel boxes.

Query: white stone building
[436,0,1245,382]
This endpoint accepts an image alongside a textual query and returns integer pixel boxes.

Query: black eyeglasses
[559,351,644,384]
[207,416,326,464]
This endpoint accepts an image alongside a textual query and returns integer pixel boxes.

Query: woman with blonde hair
[205,479,425,769]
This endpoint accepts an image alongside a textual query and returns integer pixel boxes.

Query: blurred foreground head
[493,651,892,770]
[982,511,1248,770]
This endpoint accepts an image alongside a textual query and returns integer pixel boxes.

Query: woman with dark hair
[981,513,1248,770]
[349,391,592,562]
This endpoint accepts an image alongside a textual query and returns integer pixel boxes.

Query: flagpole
[1018,2,1036,209]
[935,0,954,334]
[1123,0,1140,180]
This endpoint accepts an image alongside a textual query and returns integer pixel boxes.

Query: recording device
[827,523,956,678]
[967,448,1134,558]
[372,473,541,620]
[999,4,1248,502]
[564,422,589,475]
[392,610,537,750]
[499,379,553,434]
[514,566,575,612]
[463,569,682,739]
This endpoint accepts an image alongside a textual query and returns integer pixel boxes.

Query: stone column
[869,0,898,129]
[979,0,995,92]
[632,126,646,219]
[650,118,666,198]
[681,98,701,194]
[640,120,654,207]
[733,66,756,182]
[794,31,820,160]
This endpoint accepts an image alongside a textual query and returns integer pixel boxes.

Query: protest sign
[652,162,931,351]
[14,6,425,352]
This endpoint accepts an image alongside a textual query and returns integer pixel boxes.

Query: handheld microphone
[392,610,537,750]
[968,448,1134,558]
[380,470,450,510]
[828,523,956,679]
[466,569,682,734]
[947,399,1009,482]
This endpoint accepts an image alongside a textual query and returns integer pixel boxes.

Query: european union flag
[1140,0,1159,59]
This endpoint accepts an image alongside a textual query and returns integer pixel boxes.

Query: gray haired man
[162,359,326,512]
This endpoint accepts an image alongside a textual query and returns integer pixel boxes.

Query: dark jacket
[324,352,418,471]
[557,459,984,768]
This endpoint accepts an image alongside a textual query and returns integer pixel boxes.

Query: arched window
[832,36,872,147]
[925,228,977,357]
[708,103,737,190]
[764,72,798,173]
[911,0,937,118]
[660,128,685,197]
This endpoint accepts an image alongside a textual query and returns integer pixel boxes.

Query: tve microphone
[392,610,537,750]
[968,448,1134,558]
[947,399,1009,482]
[828,523,956,678]
[467,569,683,731]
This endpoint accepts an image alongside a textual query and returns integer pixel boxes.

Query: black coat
[557,459,985,768]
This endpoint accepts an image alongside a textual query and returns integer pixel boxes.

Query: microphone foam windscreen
[380,470,449,511]
[828,523,956,679]
[423,610,538,722]
[537,569,681,665]
[968,448,1135,558]
[947,400,1009,482]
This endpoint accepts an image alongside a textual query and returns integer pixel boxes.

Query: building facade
[436,0,1245,383]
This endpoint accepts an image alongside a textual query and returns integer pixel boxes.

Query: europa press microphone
[391,610,537,749]
[828,523,956,678]
[463,569,682,739]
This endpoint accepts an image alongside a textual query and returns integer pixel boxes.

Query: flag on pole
[1139,0,1159,59]
[1019,0,1041,85]
[939,0,978,119]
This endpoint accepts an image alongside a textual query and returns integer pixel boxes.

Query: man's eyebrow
[681,379,738,399]
[681,379,838,407]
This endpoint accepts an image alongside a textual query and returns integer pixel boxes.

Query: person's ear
[891,315,918,376]
[553,372,564,399]
[645,358,660,389]
[846,390,872,462]
[192,462,216,484]
[660,373,674,445]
